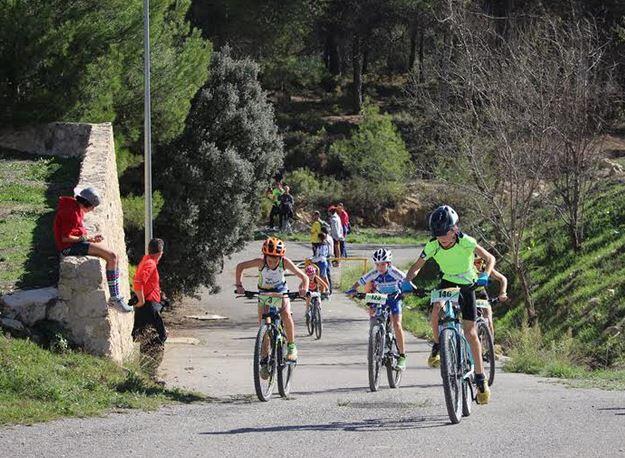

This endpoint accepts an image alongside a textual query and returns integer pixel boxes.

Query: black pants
[269,205,280,227]
[132,301,167,343]
[438,280,477,322]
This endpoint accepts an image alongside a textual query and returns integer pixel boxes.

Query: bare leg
[463,320,484,375]
[485,307,494,336]
[391,314,405,354]
[87,243,118,270]
[431,302,442,344]
[280,299,295,343]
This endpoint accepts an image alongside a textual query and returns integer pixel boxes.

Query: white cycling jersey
[258,259,286,290]
[358,265,406,294]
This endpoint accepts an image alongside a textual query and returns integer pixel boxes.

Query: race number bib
[430,288,460,305]
[258,295,284,309]
[365,293,388,305]
[476,299,491,309]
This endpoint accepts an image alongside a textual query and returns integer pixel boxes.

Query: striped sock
[106,269,120,299]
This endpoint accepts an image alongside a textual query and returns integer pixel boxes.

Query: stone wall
[0,123,134,363]
[0,123,92,158]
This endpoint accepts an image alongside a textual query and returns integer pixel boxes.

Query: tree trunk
[324,31,342,76]
[418,27,425,83]
[362,48,369,75]
[352,35,363,113]
[408,28,418,71]
[515,264,537,326]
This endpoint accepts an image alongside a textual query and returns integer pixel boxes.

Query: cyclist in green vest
[404,205,495,404]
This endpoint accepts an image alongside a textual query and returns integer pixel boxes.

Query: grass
[0,149,80,294]
[495,179,625,368]
[0,334,204,425]
[255,227,428,246]
[502,325,625,390]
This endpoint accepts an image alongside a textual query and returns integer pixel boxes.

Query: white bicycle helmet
[372,248,392,264]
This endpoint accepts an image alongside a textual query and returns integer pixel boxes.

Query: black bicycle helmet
[429,205,459,237]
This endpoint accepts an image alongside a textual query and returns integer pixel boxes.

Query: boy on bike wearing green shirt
[404,205,495,404]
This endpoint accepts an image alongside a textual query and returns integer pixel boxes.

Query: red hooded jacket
[53,196,87,251]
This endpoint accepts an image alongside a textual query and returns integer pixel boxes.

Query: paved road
[3,242,625,457]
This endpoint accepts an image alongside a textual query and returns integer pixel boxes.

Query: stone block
[0,287,58,326]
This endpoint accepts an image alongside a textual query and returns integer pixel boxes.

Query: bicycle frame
[438,299,475,381]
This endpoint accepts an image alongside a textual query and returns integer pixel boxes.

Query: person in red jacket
[53,187,132,312]
[132,238,167,381]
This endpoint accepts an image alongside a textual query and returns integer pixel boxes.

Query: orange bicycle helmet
[473,255,486,272]
[262,237,286,257]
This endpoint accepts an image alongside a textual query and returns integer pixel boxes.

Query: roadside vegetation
[0,150,80,294]
[0,334,203,425]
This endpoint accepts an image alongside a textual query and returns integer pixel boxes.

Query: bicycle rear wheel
[314,303,323,340]
[253,323,276,402]
[477,319,496,387]
[386,333,402,388]
[368,321,384,392]
[440,328,462,424]
[277,337,295,397]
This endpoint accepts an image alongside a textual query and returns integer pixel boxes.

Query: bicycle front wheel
[386,333,402,389]
[306,307,314,336]
[478,318,496,387]
[314,303,323,340]
[277,337,295,397]
[253,323,276,402]
[440,328,462,424]
[368,321,384,392]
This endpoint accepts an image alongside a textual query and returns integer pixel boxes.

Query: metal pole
[143,0,153,253]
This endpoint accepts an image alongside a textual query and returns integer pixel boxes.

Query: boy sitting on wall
[53,186,133,312]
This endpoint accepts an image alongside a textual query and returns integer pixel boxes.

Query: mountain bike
[305,291,326,340]
[235,290,301,402]
[476,296,499,387]
[354,292,404,392]
[414,287,476,424]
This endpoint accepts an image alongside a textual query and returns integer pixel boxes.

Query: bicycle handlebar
[234,290,303,300]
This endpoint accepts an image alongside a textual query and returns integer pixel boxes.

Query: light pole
[143,0,153,252]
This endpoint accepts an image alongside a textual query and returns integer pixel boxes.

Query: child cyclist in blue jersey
[346,248,408,371]
[404,205,495,404]
[235,237,309,363]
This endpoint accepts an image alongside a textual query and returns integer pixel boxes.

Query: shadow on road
[199,415,449,435]
[294,383,440,396]
[597,407,625,416]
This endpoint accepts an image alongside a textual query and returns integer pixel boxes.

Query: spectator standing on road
[132,238,168,382]
[310,211,322,252]
[267,181,284,229]
[337,203,350,258]
[311,233,331,288]
[279,186,295,232]
[328,206,344,266]
[321,226,334,292]
[53,186,133,312]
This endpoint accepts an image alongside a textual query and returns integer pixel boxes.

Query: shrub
[331,102,413,182]
[155,48,284,297]
[121,191,165,231]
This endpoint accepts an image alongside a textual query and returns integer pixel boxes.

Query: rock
[0,287,58,326]
[588,297,601,306]
[1,317,25,333]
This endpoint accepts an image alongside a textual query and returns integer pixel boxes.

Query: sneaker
[427,343,440,368]
[476,375,491,404]
[109,296,134,313]
[287,343,298,362]
[259,357,270,380]
[397,355,407,371]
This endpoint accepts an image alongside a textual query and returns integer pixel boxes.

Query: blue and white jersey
[358,265,407,294]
